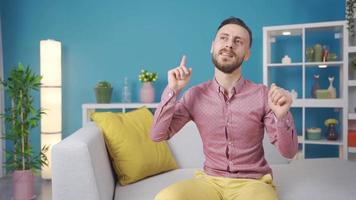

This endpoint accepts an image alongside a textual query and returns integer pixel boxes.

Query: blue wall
[0,0,345,154]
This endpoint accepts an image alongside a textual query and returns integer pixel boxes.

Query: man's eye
[220,36,227,40]
[235,39,243,45]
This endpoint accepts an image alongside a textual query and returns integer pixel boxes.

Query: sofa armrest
[52,123,115,200]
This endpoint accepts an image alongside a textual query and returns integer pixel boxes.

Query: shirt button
[168,92,173,97]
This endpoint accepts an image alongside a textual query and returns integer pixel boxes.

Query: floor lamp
[40,39,62,179]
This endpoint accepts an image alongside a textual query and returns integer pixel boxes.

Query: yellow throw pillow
[91,107,177,185]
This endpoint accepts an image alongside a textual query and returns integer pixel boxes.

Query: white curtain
[0,16,4,177]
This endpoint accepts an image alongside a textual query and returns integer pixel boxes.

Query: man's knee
[154,186,185,200]
[239,182,278,200]
[154,179,221,200]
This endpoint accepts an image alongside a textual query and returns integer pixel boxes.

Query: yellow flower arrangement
[138,69,158,83]
[324,118,338,127]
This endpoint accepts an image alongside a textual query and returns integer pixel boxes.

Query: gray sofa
[52,122,356,200]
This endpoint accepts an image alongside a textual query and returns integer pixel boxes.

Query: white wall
[0,16,4,177]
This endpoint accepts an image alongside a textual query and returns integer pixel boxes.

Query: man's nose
[225,40,234,49]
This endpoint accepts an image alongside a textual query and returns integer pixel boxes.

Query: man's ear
[244,49,251,61]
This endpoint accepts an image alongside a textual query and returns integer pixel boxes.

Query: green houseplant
[95,80,113,103]
[138,69,158,83]
[347,0,356,38]
[351,59,356,78]
[0,63,48,199]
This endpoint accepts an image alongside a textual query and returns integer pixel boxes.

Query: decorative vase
[311,74,320,98]
[13,170,35,200]
[322,45,329,62]
[327,76,336,98]
[95,87,113,103]
[306,47,314,62]
[281,55,291,64]
[122,77,132,103]
[314,44,322,62]
[140,82,155,103]
[327,124,338,140]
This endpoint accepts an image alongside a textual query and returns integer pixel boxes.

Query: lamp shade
[40,87,62,133]
[40,39,62,179]
[40,40,61,86]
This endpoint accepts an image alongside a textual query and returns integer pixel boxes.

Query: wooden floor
[0,175,52,200]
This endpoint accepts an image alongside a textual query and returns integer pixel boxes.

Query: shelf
[349,113,356,120]
[82,103,159,109]
[82,103,160,126]
[292,99,344,108]
[305,61,343,66]
[349,147,356,153]
[267,63,302,67]
[264,21,347,160]
[349,80,356,87]
[266,62,343,67]
[304,139,343,145]
[347,46,356,53]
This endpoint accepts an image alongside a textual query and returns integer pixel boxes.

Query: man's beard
[212,49,244,74]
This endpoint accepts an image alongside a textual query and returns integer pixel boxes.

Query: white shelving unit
[82,103,159,126]
[263,21,348,160]
[347,30,356,158]
[0,19,4,177]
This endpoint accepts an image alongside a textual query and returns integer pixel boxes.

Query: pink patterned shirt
[151,76,298,179]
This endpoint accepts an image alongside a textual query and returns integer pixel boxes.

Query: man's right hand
[168,55,192,91]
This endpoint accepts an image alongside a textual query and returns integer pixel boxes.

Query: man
[150,17,298,200]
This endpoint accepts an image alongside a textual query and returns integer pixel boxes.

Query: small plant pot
[95,87,113,103]
[12,170,35,200]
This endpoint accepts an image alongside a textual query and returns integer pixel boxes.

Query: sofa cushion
[115,168,196,200]
[91,107,177,185]
[114,159,356,200]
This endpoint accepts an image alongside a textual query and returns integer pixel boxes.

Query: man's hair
[217,17,252,47]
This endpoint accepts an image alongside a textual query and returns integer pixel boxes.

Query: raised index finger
[180,55,186,67]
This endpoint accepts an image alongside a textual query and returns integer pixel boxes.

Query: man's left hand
[268,83,293,119]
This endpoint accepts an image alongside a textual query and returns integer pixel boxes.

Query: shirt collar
[212,76,245,95]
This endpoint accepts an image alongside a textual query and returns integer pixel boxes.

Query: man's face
[211,24,251,74]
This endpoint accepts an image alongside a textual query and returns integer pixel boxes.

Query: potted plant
[347,0,356,40]
[351,59,356,79]
[95,81,113,103]
[138,69,158,103]
[0,63,48,200]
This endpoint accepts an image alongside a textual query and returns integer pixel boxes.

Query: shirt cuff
[274,112,293,128]
[161,86,180,104]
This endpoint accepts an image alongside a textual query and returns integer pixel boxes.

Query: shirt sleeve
[150,86,192,141]
[262,87,299,159]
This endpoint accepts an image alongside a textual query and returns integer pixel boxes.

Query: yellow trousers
[155,171,278,200]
